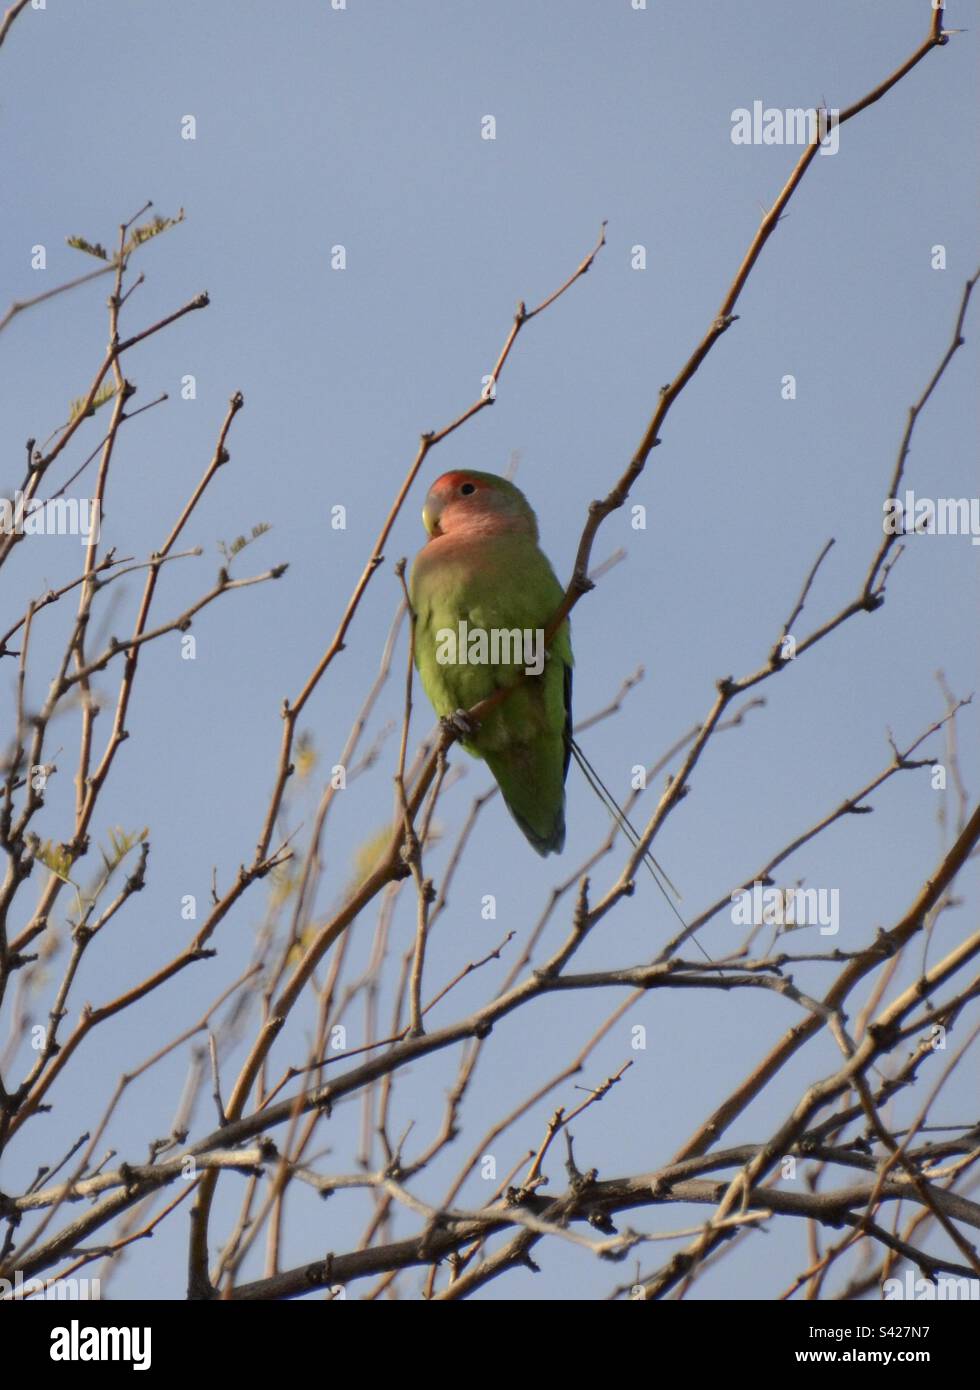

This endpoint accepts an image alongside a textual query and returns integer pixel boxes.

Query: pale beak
[422,498,443,537]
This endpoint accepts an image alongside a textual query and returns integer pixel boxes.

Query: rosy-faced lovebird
[409,470,572,855]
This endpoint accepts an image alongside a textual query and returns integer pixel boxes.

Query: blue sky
[1,1,977,1300]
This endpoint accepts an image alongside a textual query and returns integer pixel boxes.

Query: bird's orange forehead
[431,470,483,495]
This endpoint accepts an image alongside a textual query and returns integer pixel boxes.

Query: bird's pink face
[421,472,496,538]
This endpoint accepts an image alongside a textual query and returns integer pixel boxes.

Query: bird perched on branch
[409,469,572,855]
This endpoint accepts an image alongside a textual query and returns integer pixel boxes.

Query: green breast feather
[410,532,572,855]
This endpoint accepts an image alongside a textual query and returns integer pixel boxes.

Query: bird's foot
[443,709,477,740]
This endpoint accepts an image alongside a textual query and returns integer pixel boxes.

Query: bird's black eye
[460,482,476,496]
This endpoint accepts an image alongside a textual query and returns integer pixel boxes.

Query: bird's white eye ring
[460,482,476,495]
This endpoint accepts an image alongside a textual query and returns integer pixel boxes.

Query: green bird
[409,469,572,855]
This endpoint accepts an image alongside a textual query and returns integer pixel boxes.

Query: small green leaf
[125,208,185,253]
[102,825,149,870]
[35,840,77,885]
[66,235,110,261]
[68,382,116,424]
[218,522,271,562]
